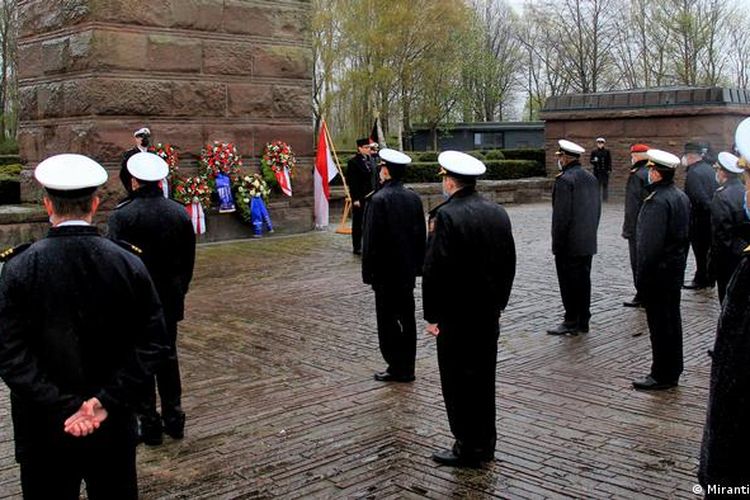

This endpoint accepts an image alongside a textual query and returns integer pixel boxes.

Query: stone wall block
[148,35,202,73]
[254,45,311,79]
[275,8,309,40]
[68,30,96,71]
[228,84,273,117]
[272,85,311,118]
[19,0,91,37]
[37,82,65,118]
[172,81,226,117]
[94,31,148,70]
[252,124,312,157]
[222,1,273,36]
[18,44,43,79]
[42,38,69,74]
[18,87,38,121]
[203,41,254,75]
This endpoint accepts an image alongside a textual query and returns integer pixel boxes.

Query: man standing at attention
[622,143,651,308]
[362,148,425,383]
[347,138,377,255]
[632,149,690,391]
[548,140,601,336]
[682,142,718,290]
[590,137,612,202]
[120,127,152,197]
[423,151,516,467]
[109,153,196,445]
[0,154,167,499]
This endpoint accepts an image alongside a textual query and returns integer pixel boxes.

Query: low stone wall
[330,177,553,217]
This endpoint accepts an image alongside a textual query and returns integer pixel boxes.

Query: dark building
[410,122,544,151]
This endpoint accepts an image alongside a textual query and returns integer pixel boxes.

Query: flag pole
[323,121,352,234]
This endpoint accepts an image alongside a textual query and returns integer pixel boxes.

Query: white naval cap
[556,139,585,156]
[34,154,108,192]
[646,149,680,170]
[127,152,168,181]
[717,152,743,174]
[133,127,151,137]
[437,150,486,177]
[378,148,411,165]
[596,137,606,143]
[735,117,750,161]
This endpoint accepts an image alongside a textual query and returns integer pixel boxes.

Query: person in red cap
[621,144,651,307]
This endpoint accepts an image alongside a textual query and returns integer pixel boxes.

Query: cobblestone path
[0,202,719,498]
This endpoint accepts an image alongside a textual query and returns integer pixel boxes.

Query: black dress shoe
[139,415,163,446]
[431,449,485,468]
[683,281,710,290]
[632,375,677,391]
[163,411,186,440]
[374,371,415,382]
[546,322,579,335]
[352,249,362,255]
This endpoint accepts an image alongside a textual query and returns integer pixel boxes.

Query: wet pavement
[0,202,719,498]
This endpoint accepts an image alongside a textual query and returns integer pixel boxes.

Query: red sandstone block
[147,35,202,73]
[228,84,274,118]
[254,45,311,79]
[272,85,312,119]
[95,31,148,71]
[42,38,69,74]
[275,8,310,41]
[37,82,65,118]
[172,81,227,117]
[19,0,91,38]
[18,44,43,79]
[18,87,38,121]
[203,41,254,76]
[252,124,313,157]
[222,1,274,37]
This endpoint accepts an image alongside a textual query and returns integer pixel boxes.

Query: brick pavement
[0,202,719,499]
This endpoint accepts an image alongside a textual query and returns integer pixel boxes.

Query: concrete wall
[17,0,314,229]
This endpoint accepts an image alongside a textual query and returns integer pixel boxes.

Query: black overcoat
[423,187,516,324]
[552,161,601,256]
[685,160,719,217]
[347,154,376,202]
[362,180,426,288]
[635,180,691,295]
[0,226,167,461]
[710,177,748,268]
[119,147,141,194]
[589,147,612,176]
[108,185,196,323]
[622,159,650,239]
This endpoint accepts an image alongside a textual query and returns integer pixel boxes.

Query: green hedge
[402,159,542,183]
[484,150,505,160]
[501,148,545,164]
[0,163,22,182]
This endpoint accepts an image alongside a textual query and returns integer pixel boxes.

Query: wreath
[260,141,296,192]
[200,142,242,186]
[235,174,271,223]
[172,176,212,208]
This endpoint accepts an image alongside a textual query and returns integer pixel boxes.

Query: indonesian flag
[276,167,292,197]
[185,201,206,235]
[314,120,339,228]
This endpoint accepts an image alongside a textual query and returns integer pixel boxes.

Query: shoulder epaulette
[114,239,143,256]
[114,199,133,210]
[0,242,31,263]
[744,244,750,254]
[555,172,563,178]
[428,199,450,217]
[364,190,376,200]
[716,185,726,192]
[644,192,656,201]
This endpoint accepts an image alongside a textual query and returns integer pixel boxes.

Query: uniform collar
[55,220,90,227]
[133,183,164,198]
[562,160,582,172]
[47,225,99,237]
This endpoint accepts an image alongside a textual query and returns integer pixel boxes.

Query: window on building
[473,132,504,148]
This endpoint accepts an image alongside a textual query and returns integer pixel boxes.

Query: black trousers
[716,257,741,305]
[142,320,182,419]
[352,204,365,252]
[627,237,641,299]
[19,420,137,500]
[644,287,683,383]
[374,284,416,376]
[554,254,593,326]
[595,173,609,202]
[437,318,499,459]
[690,214,713,285]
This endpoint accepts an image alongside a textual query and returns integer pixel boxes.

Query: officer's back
[552,162,601,256]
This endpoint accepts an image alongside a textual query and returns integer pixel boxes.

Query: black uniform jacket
[710,177,748,264]
[362,180,426,288]
[0,226,168,461]
[685,160,718,216]
[108,184,196,324]
[589,147,612,176]
[119,147,141,194]
[552,161,601,256]
[635,179,691,294]
[699,245,750,487]
[622,159,650,239]
[422,187,516,325]
[347,154,376,202]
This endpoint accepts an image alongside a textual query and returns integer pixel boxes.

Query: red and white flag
[314,120,339,228]
[276,167,292,197]
[185,201,206,235]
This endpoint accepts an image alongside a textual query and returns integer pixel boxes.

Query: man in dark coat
[683,142,718,290]
[0,154,167,499]
[699,128,750,489]
[590,137,612,202]
[548,139,601,335]
[347,138,377,254]
[423,150,516,467]
[120,126,152,197]
[362,148,425,382]
[622,143,651,307]
[632,149,691,391]
[710,152,749,304]
[108,153,196,445]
